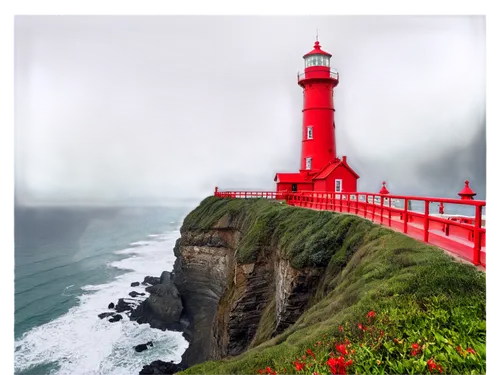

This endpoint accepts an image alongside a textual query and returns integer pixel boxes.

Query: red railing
[214,188,486,268]
[214,190,286,200]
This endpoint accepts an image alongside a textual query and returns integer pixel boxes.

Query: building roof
[303,40,332,58]
[312,159,360,180]
[274,173,308,183]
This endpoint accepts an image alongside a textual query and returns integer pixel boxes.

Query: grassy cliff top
[179,197,486,374]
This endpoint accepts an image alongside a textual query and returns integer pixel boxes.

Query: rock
[135,341,154,352]
[129,291,146,298]
[159,271,172,284]
[108,302,115,309]
[98,312,115,319]
[171,237,234,367]
[108,314,123,323]
[139,360,185,375]
[142,276,160,286]
[131,282,140,287]
[130,273,183,331]
[115,298,137,313]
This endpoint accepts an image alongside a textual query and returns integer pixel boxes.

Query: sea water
[14,206,193,375]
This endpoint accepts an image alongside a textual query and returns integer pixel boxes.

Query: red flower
[258,370,263,374]
[327,355,352,375]
[306,348,316,360]
[294,360,305,371]
[357,322,363,330]
[336,344,347,355]
[339,325,343,332]
[428,359,436,370]
[467,347,476,354]
[410,343,421,356]
[367,310,376,319]
[427,359,443,373]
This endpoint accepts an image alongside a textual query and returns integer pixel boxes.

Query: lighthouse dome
[303,41,332,68]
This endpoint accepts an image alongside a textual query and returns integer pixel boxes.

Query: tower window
[307,126,313,139]
[306,157,312,170]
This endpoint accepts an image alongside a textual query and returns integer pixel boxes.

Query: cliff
[143,197,486,374]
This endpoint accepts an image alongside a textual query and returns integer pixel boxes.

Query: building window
[306,157,312,170]
[335,179,342,193]
[291,184,297,192]
[307,126,313,139]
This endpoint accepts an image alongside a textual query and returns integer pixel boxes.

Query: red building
[275,39,359,194]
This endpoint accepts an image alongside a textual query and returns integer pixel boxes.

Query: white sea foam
[14,230,189,375]
[129,240,150,246]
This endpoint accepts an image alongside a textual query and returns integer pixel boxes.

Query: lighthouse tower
[275,39,359,193]
[298,40,338,174]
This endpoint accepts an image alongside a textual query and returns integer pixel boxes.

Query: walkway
[214,189,486,268]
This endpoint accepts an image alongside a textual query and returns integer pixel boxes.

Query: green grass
[178,197,486,374]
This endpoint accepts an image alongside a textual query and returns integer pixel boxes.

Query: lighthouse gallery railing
[297,69,339,82]
[213,189,486,268]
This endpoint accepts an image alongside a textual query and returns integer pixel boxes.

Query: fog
[14,15,486,206]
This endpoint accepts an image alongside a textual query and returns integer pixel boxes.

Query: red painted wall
[314,180,327,191]
[299,66,338,173]
[276,183,292,192]
[277,182,314,192]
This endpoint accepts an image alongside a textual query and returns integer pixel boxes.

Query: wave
[14,229,188,375]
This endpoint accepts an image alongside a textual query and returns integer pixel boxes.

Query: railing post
[380,194,384,225]
[363,195,367,218]
[424,200,430,242]
[372,195,375,222]
[403,198,408,234]
[388,198,392,227]
[347,193,351,213]
[473,205,482,265]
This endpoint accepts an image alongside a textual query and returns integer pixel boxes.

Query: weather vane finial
[316,28,319,41]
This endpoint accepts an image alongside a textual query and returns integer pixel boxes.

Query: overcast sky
[14,15,486,206]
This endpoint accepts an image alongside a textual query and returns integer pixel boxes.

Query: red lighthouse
[275,39,359,193]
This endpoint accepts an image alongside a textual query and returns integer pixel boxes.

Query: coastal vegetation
[179,197,485,374]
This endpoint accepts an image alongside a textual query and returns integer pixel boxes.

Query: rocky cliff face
[137,200,332,372]
[172,229,237,366]
[171,208,325,368]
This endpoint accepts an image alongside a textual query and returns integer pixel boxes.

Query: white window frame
[307,126,313,140]
[305,157,312,170]
[335,179,342,193]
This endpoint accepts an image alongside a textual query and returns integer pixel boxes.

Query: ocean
[14,205,193,375]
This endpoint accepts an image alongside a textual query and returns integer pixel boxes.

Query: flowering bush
[255,297,485,374]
